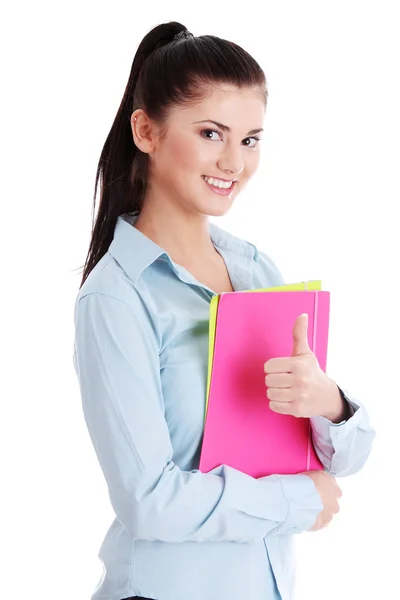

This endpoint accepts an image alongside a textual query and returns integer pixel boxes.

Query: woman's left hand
[264,313,346,422]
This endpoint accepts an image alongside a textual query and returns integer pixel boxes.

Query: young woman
[73,21,376,600]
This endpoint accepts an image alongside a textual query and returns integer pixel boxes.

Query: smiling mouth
[201,175,237,190]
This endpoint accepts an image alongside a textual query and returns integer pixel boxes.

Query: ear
[130,109,158,154]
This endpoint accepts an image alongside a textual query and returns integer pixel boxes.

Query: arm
[311,385,376,477]
[73,291,323,543]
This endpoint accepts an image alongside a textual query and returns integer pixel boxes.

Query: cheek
[165,137,202,172]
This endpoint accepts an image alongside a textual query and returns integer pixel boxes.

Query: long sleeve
[310,387,376,476]
[73,291,323,544]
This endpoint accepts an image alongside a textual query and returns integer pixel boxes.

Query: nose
[217,145,244,177]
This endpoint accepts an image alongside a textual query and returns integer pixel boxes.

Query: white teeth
[204,176,234,189]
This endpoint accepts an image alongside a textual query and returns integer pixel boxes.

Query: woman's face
[144,84,266,218]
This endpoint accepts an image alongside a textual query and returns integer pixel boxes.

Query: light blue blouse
[73,212,376,600]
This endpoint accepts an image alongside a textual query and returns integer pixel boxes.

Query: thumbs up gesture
[264,313,346,421]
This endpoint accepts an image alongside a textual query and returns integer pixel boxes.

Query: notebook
[199,283,328,477]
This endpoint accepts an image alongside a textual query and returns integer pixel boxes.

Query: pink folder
[199,291,329,477]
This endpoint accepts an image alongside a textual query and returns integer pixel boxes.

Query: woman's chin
[201,191,237,217]
[201,198,235,217]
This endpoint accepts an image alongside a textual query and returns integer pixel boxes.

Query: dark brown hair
[79,21,267,288]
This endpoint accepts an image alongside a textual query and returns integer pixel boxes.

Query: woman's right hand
[302,470,342,532]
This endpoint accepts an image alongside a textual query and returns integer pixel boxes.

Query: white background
[2,1,398,599]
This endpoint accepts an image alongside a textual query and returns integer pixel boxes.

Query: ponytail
[79,22,188,288]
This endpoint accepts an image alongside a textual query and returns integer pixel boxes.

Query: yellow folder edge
[205,280,322,415]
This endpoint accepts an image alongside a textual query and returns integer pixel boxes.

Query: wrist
[321,380,348,423]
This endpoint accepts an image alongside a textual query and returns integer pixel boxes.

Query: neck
[133,195,216,264]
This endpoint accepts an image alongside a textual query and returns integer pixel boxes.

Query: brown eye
[242,137,261,148]
[201,129,222,141]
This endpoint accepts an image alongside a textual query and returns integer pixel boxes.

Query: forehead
[171,84,266,127]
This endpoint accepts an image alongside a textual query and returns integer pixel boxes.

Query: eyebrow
[192,119,263,136]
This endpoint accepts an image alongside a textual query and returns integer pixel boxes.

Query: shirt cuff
[336,385,356,422]
[273,473,323,535]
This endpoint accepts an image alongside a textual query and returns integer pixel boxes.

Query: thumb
[292,313,312,356]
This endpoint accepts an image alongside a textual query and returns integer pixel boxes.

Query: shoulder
[77,253,132,301]
[74,253,156,331]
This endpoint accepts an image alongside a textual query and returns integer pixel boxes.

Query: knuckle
[270,401,280,414]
